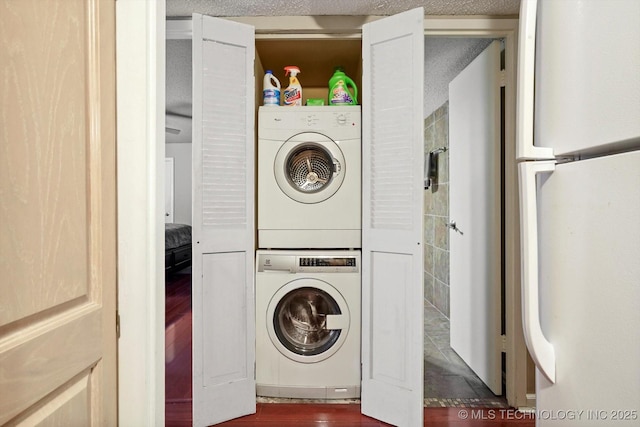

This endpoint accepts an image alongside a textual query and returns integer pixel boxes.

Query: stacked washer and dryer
[256,106,362,399]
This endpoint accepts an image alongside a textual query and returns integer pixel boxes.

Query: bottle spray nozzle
[284,66,300,77]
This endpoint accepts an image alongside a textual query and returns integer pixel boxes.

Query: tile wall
[424,102,450,318]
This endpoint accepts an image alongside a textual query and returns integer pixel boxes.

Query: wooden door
[191,13,256,427]
[361,8,424,426]
[0,0,117,425]
[449,40,502,394]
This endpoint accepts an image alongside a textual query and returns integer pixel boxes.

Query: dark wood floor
[166,272,192,404]
[165,272,534,427]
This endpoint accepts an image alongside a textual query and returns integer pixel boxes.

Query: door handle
[445,220,463,235]
[516,0,554,161]
[519,160,556,384]
[325,314,348,330]
[333,159,341,175]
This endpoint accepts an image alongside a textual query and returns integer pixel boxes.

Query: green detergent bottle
[328,68,358,105]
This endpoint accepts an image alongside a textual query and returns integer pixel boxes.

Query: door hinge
[116,312,121,339]
[499,69,506,87]
[501,334,507,353]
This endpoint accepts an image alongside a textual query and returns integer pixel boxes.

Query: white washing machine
[258,106,361,249]
[255,250,361,399]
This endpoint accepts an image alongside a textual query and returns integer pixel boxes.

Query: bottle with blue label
[263,70,281,107]
[329,68,358,106]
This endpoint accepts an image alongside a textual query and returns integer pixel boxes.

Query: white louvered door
[192,14,256,426]
[361,8,424,426]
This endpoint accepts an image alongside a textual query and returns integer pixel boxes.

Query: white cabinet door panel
[192,13,256,427]
[361,8,424,426]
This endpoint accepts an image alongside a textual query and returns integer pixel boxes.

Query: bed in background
[165,223,192,274]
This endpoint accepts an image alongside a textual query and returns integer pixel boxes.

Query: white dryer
[255,250,361,399]
[258,106,361,249]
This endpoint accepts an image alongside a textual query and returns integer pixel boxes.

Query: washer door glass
[274,287,341,356]
[267,279,350,363]
[274,133,346,204]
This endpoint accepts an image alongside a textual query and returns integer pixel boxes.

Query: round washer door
[266,278,350,364]
[274,132,346,204]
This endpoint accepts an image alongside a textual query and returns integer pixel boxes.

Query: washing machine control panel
[299,257,356,267]
[297,256,358,273]
[257,253,359,273]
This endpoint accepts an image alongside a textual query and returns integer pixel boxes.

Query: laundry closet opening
[164,20,521,418]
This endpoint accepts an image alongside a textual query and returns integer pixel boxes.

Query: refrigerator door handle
[518,160,556,384]
[516,0,554,161]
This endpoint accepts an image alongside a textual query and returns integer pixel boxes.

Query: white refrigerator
[517,0,640,426]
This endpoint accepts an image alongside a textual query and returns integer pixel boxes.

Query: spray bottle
[283,66,302,106]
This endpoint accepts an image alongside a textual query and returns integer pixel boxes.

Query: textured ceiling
[166,0,520,17]
[424,38,495,116]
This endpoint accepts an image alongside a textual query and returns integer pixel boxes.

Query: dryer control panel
[257,252,360,273]
[258,106,361,140]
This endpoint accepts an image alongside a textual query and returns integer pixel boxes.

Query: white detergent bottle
[283,66,302,106]
[263,70,281,106]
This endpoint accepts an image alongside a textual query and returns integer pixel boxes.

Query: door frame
[116,1,166,426]
[116,8,529,425]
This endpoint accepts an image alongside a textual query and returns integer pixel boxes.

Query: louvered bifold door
[361,8,425,427]
[192,13,256,427]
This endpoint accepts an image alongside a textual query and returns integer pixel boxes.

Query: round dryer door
[267,278,350,364]
[274,132,346,204]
